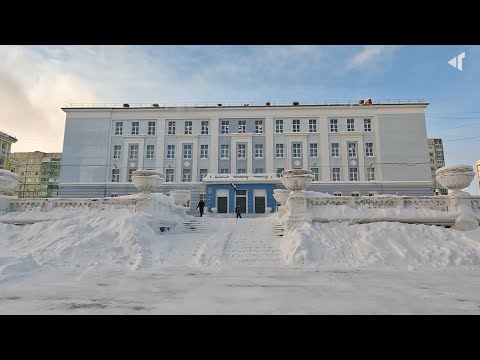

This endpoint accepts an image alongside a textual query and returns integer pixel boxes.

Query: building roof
[0,130,18,143]
[62,99,429,112]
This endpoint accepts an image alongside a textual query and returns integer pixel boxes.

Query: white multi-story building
[59,101,433,213]
[428,138,447,195]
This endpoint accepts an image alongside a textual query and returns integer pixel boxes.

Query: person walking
[196,199,205,217]
[235,206,242,219]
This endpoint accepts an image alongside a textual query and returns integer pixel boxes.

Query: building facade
[59,102,433,212]
[12,152,62,198]
[0,130,21,171]
[428,138,447,195]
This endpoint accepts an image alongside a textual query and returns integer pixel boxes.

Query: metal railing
[65,99,427,109]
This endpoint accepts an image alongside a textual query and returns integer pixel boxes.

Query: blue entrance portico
[203,174,280,214]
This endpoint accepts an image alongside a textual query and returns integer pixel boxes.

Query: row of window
[112,166,375,183]
[113,119,373,136]
[115,121,157,136]
[114,141,375,161]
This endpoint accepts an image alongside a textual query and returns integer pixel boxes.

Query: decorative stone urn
[131,170,164,194]
[280,169,314,194]
[170,190,191,206]
[0,169,18,195]
[436,165,475,197]
[273,189,291,207]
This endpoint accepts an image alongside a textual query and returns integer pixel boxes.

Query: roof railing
[64,99,427,108]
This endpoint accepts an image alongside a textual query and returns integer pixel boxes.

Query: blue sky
[0,45,478,193]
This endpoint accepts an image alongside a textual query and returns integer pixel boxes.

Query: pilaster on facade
[264,116,274,173]
[209,117,219,174]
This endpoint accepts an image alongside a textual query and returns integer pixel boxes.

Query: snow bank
[280,222,480,270]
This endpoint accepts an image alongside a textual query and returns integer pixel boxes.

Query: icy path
[156,215,285,268]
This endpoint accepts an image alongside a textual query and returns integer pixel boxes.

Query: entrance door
[236,196,246,213]
[254,196,265,213]
[217,197,228,213]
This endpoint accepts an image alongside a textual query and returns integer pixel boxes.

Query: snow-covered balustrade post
[273,189,291,219]
[280,170,314,231]
[436,165,479,231]
[0,169,18,215]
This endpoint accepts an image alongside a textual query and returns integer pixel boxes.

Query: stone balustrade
[278,165,480,232]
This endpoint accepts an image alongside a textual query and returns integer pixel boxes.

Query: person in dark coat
[235,206,242,219]
[196,200,205,217]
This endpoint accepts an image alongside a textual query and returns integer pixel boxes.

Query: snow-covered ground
[1,207,480,314]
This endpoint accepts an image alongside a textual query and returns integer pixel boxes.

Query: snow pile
[280,222,480,270]
[300,191,333,198]
[0,209,159,275]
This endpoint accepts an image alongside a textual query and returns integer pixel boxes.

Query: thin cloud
[346,45,401,70]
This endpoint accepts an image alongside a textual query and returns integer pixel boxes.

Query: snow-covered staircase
[224,217,284,266]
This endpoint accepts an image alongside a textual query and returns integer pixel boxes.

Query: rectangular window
[115,121,123,135]
[330,119,338,133]
[365,143,374,157]
[220,145,229,159]
[310,143,318,157]
[131,121,139,135]
[255,120,263,134]
[237,144,246,159]
[292,143,301,158]
[146,145,155,159]
[113,145,122,159]
[166,168,174,182]
[276,168,284,178]
[220,168,229,174]
[348,142,357,157]
[201,121,209,135]
[128,168,136,182]
[129,144,139,160]
[255,144,263,158]
[184,121,192,135]
[182,169,191,182]
[331,143,339,157]
[166,121,176,135]
[112,168,120,182]
[221,120,229,134]
[332,167,340,181]
[237,168,246,174]
[183,144,192,159]
[276,119,284,133]
[309,119,317,132]
[200,169,208,181]
[364,118,371,132]
[148,121,156,135]
[367,167,375,181]
[167,145,175,159]
[349,167,358,181]
[347,118,355,132]
[238,120,246,133]
[255,168,264,174]
[200,144,209,159]
[311,167,319,181]
[293,119,300,132]
[276,144,284,158]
